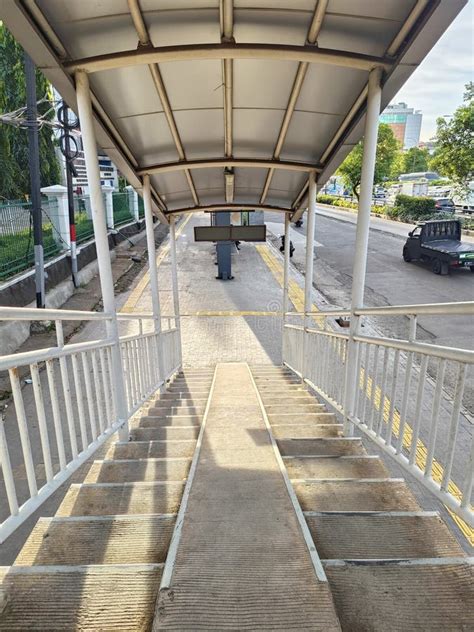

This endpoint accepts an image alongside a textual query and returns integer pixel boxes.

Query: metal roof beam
[166,203,292,216]
[127,0,200,207]
[260,0,328,204]
[138,158,322,176]
[220,0,234,202]
[65,43,393,74]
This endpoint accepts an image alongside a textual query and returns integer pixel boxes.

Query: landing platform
[154,363,340,630]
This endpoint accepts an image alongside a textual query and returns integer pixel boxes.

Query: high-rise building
[380,102,422,149]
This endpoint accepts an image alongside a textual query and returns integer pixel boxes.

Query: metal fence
[0,200,62,281]
[113,191,133,226]
[283,303,474,529]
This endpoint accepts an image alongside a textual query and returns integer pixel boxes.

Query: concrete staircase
[1,364,472,630]
[0,368,214,630]
[250,365,473,631]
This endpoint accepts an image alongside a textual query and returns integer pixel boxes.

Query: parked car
[433,198,455,213]
[403,219,474,275]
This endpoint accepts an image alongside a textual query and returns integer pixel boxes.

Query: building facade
[380,102,422,149]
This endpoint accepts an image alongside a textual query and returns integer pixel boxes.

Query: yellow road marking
[256,242,473,545]
[190,310,279,317]
[121,214,192,313]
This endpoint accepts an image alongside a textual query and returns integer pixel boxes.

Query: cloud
[394,2,473,140]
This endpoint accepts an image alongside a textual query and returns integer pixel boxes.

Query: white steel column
[302,171,317,378]
[343,66,383,434]
[169,215,182,366]
[282,213,290,360]
[75,70,129,441]
[143,174,165,386]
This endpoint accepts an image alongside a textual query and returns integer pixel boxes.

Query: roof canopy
[1,1,466,222]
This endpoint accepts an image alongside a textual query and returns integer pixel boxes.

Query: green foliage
[0,24,60,199]
[401,147,429,174]
[337,123,400,199]
[393,194,436,221]
[429,82,474,195]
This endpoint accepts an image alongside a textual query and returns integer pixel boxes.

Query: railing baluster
[425,358,446,479]
[408,355,428,467]
[461,432,474,509]
[9,368,37,497]
[375,347,389,437]
[368,344,380,431]
[56,322,78,459]
[396,349,415,455]
[441,363,467,491]
[71,353,89,451]
[91,349,105,434]
[0,415,19,516]
[386,349,401,446]
[360,343,371,424]
[30,363,54,482]
[127,340,137,407]
[99,347,112,426]
[46,359,66,470]
[106,346,117,420]
[81,351,98,441]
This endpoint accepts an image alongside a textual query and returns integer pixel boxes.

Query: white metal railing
[283,302,474,528]
[0,306,181,543]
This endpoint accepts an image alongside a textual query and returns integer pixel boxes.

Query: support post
[169,215,183,367]
[75,70,129,441]
[302,171,317,379]
[282,213,290,362]
[343,66,383,435]
[24,52,45,308]
[143,174,165,387]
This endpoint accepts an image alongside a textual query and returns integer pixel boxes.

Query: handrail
[285,300,474,319]
[0,306,112,321]
[353,334,474,364]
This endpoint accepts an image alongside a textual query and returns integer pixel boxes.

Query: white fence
[0,307,181,543]
[283,302,474,528]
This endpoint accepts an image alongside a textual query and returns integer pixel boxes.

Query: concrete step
[151,397,208,406]
[172,377,212,385]
[178,369,214,376]
[167,386,210,394]
[133,415,201,428]
[14,515,176,566]
[251,368,294,376]
[85,458,191,483]
[265,403,326,414]
[158,392,209,400]
[272,424,342,439]
[146,405,206,416]
[277,437,365,457]
[324,559,474,631]
[305,512,465,559]
[254,377,301,385]
[269,412,336,425]
[106,440,196,460]
[260,391,314,401]
[285,456,388,479]
[56,481,185,516]
[0,564,162,630]
[293,479,420,512]
[257,384,309,393]
[130,426,199,442]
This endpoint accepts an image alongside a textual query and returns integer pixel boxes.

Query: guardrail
[283,302,474,528]
[0,306,181,543]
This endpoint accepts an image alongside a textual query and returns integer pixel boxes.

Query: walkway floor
[154,363,340,630]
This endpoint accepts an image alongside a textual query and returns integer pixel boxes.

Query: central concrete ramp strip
[153,362,341,630]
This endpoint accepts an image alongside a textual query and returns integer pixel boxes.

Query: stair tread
[272,424,342,438]
[130,426,199,441]
[0,564,162,630]
[324,560,474,631]
[294,479,420,512]
[85,458,191,483]
[106,440,196,460]
[285,456,388,479]
[134,415,201,428]
[278,437,366,457]
[56,481,185,516]
[14,515,176,566]
[307,513,464,559]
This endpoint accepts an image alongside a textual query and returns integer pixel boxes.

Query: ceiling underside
[0,0,466,221]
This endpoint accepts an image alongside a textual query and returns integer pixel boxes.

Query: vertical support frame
[343,66,383,435]
[169,214,183,367]
[75,70,129,441]
[302,171,317,379]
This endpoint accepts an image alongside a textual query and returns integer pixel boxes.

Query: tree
[0,24,60,200]
[402,146,429,173]
[429,82,474,195]
[337,123,399,200]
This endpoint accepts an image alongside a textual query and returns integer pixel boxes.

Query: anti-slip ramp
[153,362,341,631]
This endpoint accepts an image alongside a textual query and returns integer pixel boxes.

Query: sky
[394,0,473,141]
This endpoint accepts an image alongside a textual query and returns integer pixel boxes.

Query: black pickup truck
[403,219,474,275]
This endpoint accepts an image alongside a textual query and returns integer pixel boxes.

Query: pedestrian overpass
[0,1,473,629]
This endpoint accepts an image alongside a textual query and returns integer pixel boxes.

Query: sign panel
[194,225,266,242]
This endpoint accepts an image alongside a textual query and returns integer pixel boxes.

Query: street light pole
[24,52,45,308]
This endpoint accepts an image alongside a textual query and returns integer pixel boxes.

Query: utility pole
[24,52,45,308]
[58,102,79,287]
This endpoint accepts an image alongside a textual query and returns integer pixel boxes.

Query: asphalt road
[266,206,474,352]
